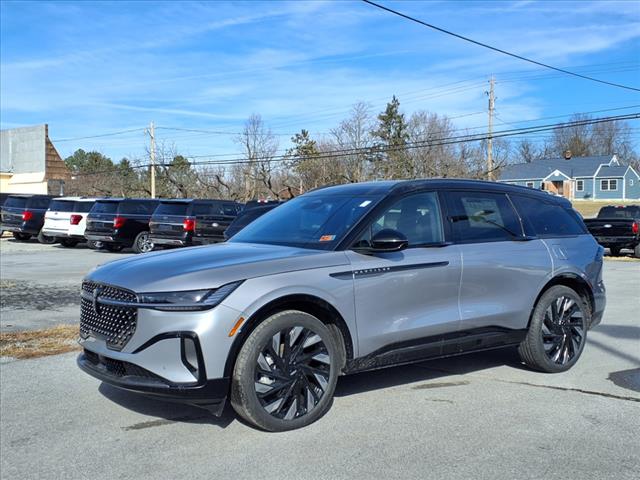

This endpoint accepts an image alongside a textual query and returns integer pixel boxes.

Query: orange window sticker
[319,234,336,242]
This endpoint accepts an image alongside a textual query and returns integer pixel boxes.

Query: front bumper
[78,301,244,415]
[77,349,229,415]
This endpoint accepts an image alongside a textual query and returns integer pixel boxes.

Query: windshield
[91,201,119,214]
[154,202,190,216]
[229,194,381,249]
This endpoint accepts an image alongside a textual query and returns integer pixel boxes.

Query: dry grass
[604,255,640,262]
[0,325,80,360]
[571,200,636,219]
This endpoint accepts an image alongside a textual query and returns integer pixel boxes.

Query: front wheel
[132,231,153,254]
[230,310,340,431]
[518,285,589,373]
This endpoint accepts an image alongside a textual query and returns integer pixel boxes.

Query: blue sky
[1,0,639,162]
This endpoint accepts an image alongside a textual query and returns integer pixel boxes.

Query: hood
[86,242,348,292]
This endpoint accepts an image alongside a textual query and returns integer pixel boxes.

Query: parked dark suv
[149,199,241,247]
[224,202,282,239]
[85,198,160,253]
[0,194,55,243]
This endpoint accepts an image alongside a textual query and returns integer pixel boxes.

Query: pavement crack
[412,380,469,390]
[495,379,640,403]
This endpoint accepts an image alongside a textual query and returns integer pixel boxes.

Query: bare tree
[330,102,375,183]
[235,114,280,200]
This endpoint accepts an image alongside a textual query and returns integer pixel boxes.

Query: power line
[361,0,640,92]
[52,128,146,142]
[68,113,639,176]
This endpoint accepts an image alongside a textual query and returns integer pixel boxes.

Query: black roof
[95,197,159,202]
[306,179,570,205]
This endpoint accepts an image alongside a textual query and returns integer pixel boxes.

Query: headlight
[138,281,242,311]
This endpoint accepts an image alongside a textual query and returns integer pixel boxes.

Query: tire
[634,244,640,259]
[609,247,621,257]
[230,310,340,432]
[103,243,124,252]
[59,238,79,248]
[518,285,589,373]
[37,231,56,244]
[87,240,101,249]
[12,232,31,241]
[132,231,153,254]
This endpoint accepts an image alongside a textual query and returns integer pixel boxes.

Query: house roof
[597,165,628,177]
[499,155,614,180]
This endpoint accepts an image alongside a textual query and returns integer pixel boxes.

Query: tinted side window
[29,197,52,209]
[120,201,158,215]
[446,191,522,243]
[511,195,586,237]
[92,202,119,214]
[222,203,238,216]
[74,201,95,213]
[358,192,444,247]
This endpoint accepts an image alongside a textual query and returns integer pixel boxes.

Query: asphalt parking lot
[1,237,639,480]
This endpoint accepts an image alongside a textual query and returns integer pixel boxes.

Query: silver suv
[77,180,606,431]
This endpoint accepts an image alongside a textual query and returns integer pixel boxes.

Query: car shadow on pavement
[98,383,236,429]
[334,347,523,397]
[95,348,524,429]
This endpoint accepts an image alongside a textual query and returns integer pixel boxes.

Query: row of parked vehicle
[0,194,282,253]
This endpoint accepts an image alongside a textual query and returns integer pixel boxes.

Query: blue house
[498,154,640,201]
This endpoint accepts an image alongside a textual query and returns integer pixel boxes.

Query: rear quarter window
[74,201,95,213]
[91,202,119,214]
[511,195,586,237]
[190,202,223,216]
[119,200,159,215]
[28,197,52,209]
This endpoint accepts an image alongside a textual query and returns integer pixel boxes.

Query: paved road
[0,237,133,331]
[1,254,638,479]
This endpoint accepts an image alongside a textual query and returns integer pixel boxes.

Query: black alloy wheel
[540,295,586,366]
[254,326,331,420]
[518,285,589,373]
[231,310,340,432]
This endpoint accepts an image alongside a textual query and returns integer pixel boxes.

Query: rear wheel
[231,310,339,432]
[133,231,153,254]
[634,244,640,259]
[518,285,589,373]
[12,232,31,241]
[609,247,621,256]
[37,231,56,244]
[87,240,101,249]
[59,238,79,248]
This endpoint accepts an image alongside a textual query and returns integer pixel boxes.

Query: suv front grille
[80,282,138,351]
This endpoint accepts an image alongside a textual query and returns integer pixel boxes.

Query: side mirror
[370,229,408,252]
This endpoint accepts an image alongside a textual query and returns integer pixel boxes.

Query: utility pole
[486,75,495,181]
[148,121,156,198]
